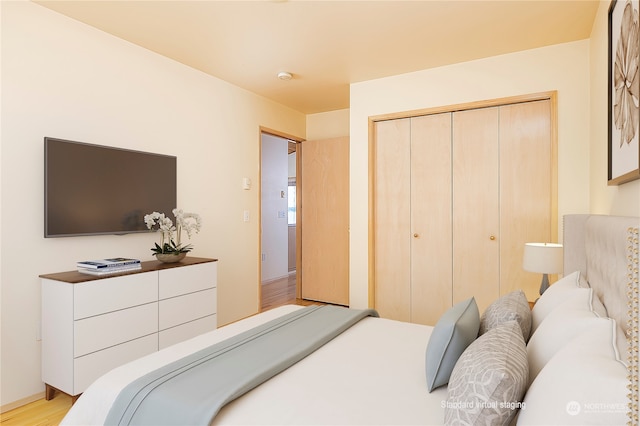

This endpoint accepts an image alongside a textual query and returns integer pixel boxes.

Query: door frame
[258,127,304,305]
[367,91,558,309]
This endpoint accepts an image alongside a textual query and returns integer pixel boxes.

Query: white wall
[0,0,4,412]
[0,1,305,407]
[288,151,297,177]
[260,133,289,281]
[306,109,350,140]
[349,41,593,309]
[589,1,640,215]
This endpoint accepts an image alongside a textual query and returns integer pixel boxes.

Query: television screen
[44,137,177,237]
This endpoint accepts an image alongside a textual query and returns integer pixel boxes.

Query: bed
[60,214,639,426]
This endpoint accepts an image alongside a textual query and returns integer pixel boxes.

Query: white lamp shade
[523,243,563,274]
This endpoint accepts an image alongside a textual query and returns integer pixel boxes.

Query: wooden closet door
[300,137,349,305]
[453,107,500,313]
[372,95,556,322]
[499,100,553,301]
[373,118,411,321]
[410,113,453,325]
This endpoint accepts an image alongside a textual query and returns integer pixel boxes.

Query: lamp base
[539,273,550,295]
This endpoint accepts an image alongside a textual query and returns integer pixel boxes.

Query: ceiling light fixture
[277,71,293,81]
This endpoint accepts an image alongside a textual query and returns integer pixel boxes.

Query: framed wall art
[608,0,640,185]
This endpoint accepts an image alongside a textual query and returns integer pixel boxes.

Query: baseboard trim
[1,391,45,413]
[261,274,290,285]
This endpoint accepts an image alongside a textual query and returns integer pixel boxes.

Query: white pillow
[518,319,628,425]
[526,291,605,384]
[578,272,590,288]
[589,290,608,318]
[531,271,581,332]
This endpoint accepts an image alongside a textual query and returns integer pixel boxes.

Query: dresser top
[40,256,218,284]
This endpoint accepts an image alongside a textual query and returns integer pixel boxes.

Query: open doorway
[259,130,301,311]
[260,131,350,309]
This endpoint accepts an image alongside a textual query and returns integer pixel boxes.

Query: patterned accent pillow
[425,297,479,392]
[444,321,528,426]
[479,290,531,341]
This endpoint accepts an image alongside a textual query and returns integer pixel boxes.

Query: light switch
[242,178,252,190]
[243,210,250,222]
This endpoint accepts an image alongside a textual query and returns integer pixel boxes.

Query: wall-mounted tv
[44,137,177,237]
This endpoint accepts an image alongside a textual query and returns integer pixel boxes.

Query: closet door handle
[413,233,420,238]
[489,235,496,240]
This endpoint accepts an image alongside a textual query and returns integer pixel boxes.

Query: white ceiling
[35,0,600,114]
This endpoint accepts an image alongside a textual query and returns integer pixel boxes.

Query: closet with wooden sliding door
[372,93,557,326]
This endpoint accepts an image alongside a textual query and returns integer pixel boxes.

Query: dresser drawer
[73,272,158,320]
[41,257,218,398]
[74,333,158,393]
[159,287,216,331]
[158,262,216,299]
[74,302,158,357]
[159,314,217,350]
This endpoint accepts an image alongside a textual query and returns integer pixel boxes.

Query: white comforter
[63,305,446,425]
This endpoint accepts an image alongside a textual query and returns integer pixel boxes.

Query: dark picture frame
[608,0,640,185]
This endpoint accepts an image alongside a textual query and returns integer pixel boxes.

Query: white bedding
[63,305,446,425]
[62,215,640,425]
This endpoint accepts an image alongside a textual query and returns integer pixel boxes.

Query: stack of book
[77,257,141,276]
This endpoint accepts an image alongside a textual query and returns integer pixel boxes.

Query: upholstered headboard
[563,214,639,422]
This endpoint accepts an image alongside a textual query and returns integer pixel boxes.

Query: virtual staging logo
[566,400,627,416]
[566,401,581,416]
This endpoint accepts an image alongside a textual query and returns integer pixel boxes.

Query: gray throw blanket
[105,305,379,425]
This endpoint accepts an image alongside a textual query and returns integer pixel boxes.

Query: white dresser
[40,257,217,400]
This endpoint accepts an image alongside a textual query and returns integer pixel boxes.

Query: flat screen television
[44,137,177,237]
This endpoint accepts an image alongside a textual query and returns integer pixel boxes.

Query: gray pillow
[425,297,479,392]
[479,289,532,341]
[444,320,528,426]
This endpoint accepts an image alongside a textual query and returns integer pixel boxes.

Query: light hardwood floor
[0,394,72,426]
[260,271,320,311]
[2,272,314,425]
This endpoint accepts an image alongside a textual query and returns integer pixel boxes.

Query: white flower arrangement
[144,208,202,255]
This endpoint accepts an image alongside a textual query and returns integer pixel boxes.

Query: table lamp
[523,242,563,295]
